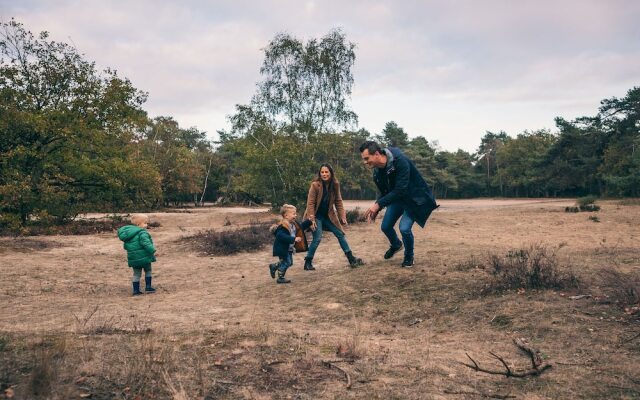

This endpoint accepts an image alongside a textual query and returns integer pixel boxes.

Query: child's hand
[294,237,302,243]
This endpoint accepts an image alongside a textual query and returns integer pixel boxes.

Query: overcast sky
[2,0,639,152]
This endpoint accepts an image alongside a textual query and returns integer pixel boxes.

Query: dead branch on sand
[621,331,640,344]
[322,360,352,389]
[460,338,552,378]
[443,389,515,399]
[261,359,353,389]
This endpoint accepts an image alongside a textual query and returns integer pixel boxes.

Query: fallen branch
[444,389,515,399]
[261,360,286,373]
[260,358,353,389]
[215,380,240,385]
[460,338,552,378]
[568,294,592,300]
[621,331,640,344]
[322,360,352,389]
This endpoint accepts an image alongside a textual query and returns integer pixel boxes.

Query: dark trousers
[380,202,416,259]
[278,252,293,273]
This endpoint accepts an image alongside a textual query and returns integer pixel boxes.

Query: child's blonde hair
[280,204,296,216]
[280,204,296,230]
[131,213,149,226]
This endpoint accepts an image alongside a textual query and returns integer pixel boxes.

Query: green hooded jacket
[117,225,157,267]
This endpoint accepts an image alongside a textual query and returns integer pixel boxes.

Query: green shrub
[576,195,598,207]
[566,196,600,213]
[580,204,600,212]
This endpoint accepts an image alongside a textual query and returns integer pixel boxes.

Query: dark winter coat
[117,225,157,267]
[272,219,313,258]
[373,147,439,227]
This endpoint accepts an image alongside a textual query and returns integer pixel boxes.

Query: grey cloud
[3,0,639,150]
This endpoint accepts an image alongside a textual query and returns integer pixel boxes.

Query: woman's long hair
[315,163,337,195]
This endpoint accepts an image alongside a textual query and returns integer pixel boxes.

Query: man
[359,141,438,267]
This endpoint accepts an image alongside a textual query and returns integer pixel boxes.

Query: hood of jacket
[117,225,144,242]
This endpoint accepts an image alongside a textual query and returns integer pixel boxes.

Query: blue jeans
[380,202,415,259]
[306,215,351,259]
[278,252,293,274]
[132,264,152,282]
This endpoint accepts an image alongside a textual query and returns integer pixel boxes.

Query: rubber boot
[303,257,316,271]
[132,281,142,296]
[144,276,156,293]
[345,251,364,268]
[276,270,291,284]
[269,263,278,279]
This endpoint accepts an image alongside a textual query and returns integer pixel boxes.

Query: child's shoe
[144,276,156,293]
[132,281,143,296]
[276,270,291,284]
[269,263,278,279]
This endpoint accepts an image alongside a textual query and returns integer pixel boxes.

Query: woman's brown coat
[303,179,346,233]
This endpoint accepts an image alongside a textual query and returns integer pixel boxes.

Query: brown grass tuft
[184,220,275,256]
[28,337,67,398]
[482,244,579,293]
[598,269,640,315]
[345,207,367,224]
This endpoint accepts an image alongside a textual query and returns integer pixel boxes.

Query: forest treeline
[1,19,639,229]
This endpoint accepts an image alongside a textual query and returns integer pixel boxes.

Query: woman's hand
[340,218,347,225]
[310,220,317,231]
[294,237,302,243]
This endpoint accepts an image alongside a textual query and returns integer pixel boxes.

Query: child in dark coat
[117,214,157,296]
[269,204,313,284]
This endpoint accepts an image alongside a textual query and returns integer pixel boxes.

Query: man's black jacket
[373,147,438,227]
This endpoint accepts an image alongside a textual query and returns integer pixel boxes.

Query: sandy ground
[1,198,639,399]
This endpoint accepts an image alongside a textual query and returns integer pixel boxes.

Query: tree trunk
[199,156,213,206]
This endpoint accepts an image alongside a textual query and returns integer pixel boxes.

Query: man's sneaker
[401,257,414,268]
[384,243,403,259]
[269,263,278,279]
[276,277,291,284]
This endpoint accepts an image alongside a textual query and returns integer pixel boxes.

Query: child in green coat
[117,214,157,296]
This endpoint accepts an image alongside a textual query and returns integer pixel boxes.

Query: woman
[303,163,364,270]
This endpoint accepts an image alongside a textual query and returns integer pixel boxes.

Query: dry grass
[346,207,367,224]
[0,215,164,237]
[1,199,640,398]
[183,219,275,256]
[481,244,579,293]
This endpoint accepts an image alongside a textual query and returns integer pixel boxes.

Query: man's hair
[280,204,296,216]
[131,213,149,225]
[359,141,383,154]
